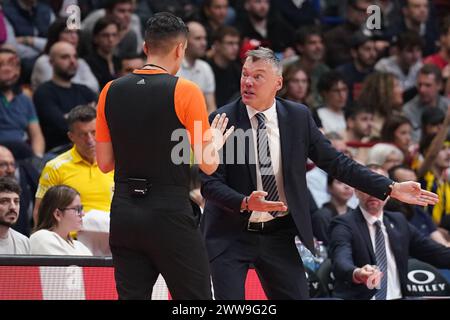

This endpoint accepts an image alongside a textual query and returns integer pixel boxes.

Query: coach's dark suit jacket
[200,97,392,260]
[329,208,450,300]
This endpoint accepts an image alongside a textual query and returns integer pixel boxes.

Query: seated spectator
[3,0,55,80]
[423,16,450,97]
[336,31,378,105]
[403,64,450,142]
[357,72,404,139]
[0,145,38,236]
[207,25,241,106]
[31,18,99,93]
[200,0,230,49]
[80,0,142,58]
[178,21,216,112]
[375,31,423,96]
[324,0,371,68]
[387,165,449,246]
[234,0,294,55]
[387,0,438,57]
[416,105,450,179]
[316,71,348,134]
[419,134,450,234]
[306,132,358,209]
[342,104,375,164]
[30,185,92,256]
[0,176,30,254]
[283,26,330,108]
[312,176,354,245]
[118,53,144,76]
[329,165,450,300]
[0,47,45,160]
[279,63,310,106]
[33,105,114,227]
[380,115,415,167]
[420,105,446,138]
[33,42,97,152]
[84,17,121,89]
[271,0,319,30]
[366,143,404,171]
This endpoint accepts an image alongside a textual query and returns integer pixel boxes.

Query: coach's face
[240,58,282,110]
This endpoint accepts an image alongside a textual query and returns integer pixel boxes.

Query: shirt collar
[245,100,277,122]
[70,146,96,166]
[360,206,384,226]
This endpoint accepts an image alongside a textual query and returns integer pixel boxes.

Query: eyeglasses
[59,205,84,216]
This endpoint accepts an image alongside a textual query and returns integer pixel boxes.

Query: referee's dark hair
[144,12,189,55]
[67,105,97,132]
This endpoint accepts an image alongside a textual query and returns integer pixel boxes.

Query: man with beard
[336,31,377,105]
[0,145,39,237]
[234,0,294,55]
[33,42,97,152]
[0,176,30,254]
[0,47,45,160]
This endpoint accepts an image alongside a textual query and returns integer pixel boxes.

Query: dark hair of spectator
[381,114,412,143]
[34,185,80,233]
[388,164,414,181]
[45,18,77,54]
[357,72,399,117]
[396,31,424,51]
[93,17,120,38]
[279,63,310,100]
[344,101,374,121]
[327,175,336,187]
[294,25,322,46]
[0,177,21,196]
[317,71,346,93]
[212,25,240,43]
[67,105,97,132]
[144,12,189,55]
[419,64,443,83]
[104,0,134,11]
[422,107,445,127]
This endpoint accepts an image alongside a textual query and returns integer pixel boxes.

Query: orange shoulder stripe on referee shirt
[95,81,113,143]
[95,71,211,144]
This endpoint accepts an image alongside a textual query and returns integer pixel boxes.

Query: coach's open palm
[210,113,234,150]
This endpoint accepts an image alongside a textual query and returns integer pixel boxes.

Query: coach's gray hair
[246,47,282,76]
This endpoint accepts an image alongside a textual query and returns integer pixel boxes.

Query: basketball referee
[95,12,233,299]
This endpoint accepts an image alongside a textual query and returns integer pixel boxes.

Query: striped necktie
[255,112,279,217]
[374,220,388,300]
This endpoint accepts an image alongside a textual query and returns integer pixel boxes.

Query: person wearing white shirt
[316,71,348,134]
[0,177,30,254]
[30,185,92,256]
[177,21,216,113]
